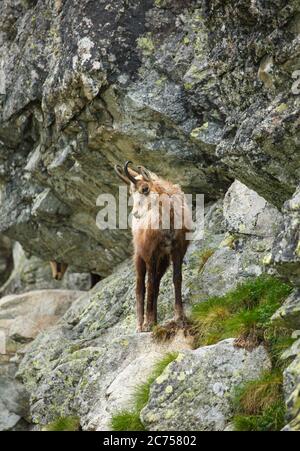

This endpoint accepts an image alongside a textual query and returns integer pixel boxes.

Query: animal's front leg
[135,256,146,332]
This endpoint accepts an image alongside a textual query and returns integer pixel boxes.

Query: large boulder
[0,364,30,431]
[197,180,283,299]
[17,261,194,429]
[141,339,271,431]
[271,185,300,286]
[224,180,282,237]
[0,287,84,432]
[0,0,299,276]
[0,289,84,356]
[283,350,300,432]
[272,289,300,329]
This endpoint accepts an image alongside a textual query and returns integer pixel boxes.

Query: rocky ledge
[0,181,298,431]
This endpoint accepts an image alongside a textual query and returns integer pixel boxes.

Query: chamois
[50,261,68,281]
[115,161,192,332]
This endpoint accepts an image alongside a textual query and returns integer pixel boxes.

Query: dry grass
[152,319,195,343]
[236,371,283,415]
[198,248,215,273]
[233,370,286,431]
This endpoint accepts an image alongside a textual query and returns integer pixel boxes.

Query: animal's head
[114,161,156,196]
[50,261,68,281]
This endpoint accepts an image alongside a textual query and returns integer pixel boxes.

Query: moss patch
[111,353,179,431]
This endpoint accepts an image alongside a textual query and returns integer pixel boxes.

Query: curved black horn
[124,161,138,184]
[114,164,130,185]
[138,166,152,182]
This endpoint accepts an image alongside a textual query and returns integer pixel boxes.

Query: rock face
[0,243,92,297]
[272,290,300,329]
[141,339,271,431]
[283,348,300,432]
[0,234,12,286]
[0,0,299,276]
[271,185,300,286]
[271,288,300,431]
[199,180,282,299]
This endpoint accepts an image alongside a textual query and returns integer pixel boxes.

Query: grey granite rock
[141,339,271,431]
[271,185,300,286]
[0,364,29,431]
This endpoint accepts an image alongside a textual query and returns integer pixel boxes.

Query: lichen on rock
[141,339,271,431]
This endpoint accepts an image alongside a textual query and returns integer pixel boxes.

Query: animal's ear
[114,164,131,185]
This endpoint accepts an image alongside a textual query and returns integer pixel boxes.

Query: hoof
[136,324,153,333]
[142,322,155,332]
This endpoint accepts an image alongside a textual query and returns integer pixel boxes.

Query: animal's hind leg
[143,260,157,331]
[135,255,146,332]
[172,252,186,323]
[153,255,170,324]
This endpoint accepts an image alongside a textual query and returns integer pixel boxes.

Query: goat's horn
[114,164,125,177]
[124,161,138,185]
[138,166,152,182]
[114,164,123,176]
[114,164,130,185]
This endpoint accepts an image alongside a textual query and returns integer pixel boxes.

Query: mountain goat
[50,261,68,281]
[115,161,192,332]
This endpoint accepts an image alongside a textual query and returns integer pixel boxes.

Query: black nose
[142,187,149,194]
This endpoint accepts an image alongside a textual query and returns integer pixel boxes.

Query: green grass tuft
[191,275,292,350]
[232,370,286,431]
[233,370,283,415]
[134,352,178,411]
[111,352,178,431]
[43,416,81,432]
[233,400,286,432]
[110,411,145,432]
[191,276,293,431]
